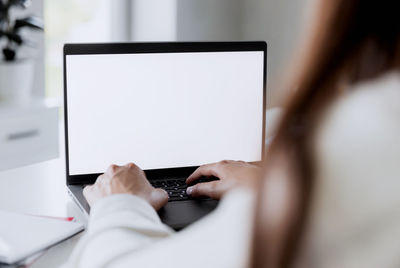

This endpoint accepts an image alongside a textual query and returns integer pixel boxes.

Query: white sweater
[62,190,254,268]
[306,72,400,268]
[63,72,400,268]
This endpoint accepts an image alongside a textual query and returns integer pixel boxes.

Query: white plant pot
[0,59,35,104]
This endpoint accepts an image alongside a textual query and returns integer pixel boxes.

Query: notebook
[0,210,84,264]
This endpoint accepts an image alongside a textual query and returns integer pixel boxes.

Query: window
[44,0,113,98]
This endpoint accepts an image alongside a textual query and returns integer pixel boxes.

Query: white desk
[0,132,84,267]
[0,157,85,267]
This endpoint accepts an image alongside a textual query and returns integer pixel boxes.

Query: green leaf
[5,31,23,44]
[14,16,44,30]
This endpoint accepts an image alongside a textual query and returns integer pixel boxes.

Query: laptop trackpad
[158,200,218,230]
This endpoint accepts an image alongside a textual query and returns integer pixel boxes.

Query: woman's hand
[186,160,262,200]
[83,163,168,210]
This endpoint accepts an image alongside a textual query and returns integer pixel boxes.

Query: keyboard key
[166,181,175,186]
[150,178,192,202]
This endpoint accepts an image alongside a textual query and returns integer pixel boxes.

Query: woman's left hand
[186,160,262,200]
[83,163,168,210]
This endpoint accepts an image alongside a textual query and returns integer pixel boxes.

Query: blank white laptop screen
[66,51,264,175]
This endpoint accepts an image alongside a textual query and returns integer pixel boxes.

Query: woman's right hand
[186,160,262,200]
[83,163,168,210]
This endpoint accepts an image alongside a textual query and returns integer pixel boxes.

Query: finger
[96,174,108,184]
[186,163,220,185]
[150,188,169,210]
[125,162,138,169]
[186,181,222,200]
[83,185,94,205]
[106,164,120,175]
[82,185,92,197]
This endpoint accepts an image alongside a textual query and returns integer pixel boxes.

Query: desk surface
[0,146,84,267]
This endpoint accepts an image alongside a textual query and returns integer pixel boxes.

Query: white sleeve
[62,190,253,268]
[62,194,174,268]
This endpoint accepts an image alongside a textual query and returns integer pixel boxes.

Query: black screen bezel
[64,41,267,185]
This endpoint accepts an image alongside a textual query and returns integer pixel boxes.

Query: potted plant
[0,0,43,103]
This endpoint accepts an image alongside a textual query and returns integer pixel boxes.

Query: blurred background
[1,0,311,170]
[1,3,310,261]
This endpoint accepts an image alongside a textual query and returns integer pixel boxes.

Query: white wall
[240,0,310,106]
[130,0,177,41]
[241,0,309,79]
[176,0,242,41]
[111,0,132,42]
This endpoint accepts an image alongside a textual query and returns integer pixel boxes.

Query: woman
[63,0,400,267]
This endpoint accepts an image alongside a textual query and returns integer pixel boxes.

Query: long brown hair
[251,0,400,267]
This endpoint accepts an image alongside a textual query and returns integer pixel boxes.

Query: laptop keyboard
[150,178,188,201]
[83,177,218,202]
[150,177,218,202]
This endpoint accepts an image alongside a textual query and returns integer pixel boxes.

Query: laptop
[63,42,267,230]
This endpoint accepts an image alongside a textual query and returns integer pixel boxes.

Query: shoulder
[317,71,400,146]
[315,71,400,178]
[308,72,400,265]
[314,71,400,210]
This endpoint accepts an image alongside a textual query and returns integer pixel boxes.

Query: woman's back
[251,0,400,265]
[303,72,400,267]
